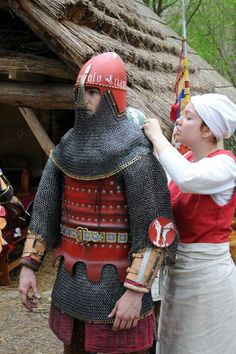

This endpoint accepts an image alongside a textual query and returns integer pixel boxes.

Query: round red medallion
[149,217,176,248]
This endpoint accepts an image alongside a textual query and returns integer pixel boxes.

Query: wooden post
[19,107,55,157]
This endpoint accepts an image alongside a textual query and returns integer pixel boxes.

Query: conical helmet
[75,52,127,114]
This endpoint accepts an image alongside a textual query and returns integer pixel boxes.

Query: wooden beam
[19,107,54,157]
[0,54,75,80]
[0,81,74,109]
[8,70,46,83]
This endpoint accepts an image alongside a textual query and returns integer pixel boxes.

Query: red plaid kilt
[49,303,155,353]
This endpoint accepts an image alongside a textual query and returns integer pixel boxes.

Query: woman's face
[85,88,101,113]
[175,102,204,146]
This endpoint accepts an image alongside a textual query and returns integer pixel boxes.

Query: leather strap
[124,248,165,292]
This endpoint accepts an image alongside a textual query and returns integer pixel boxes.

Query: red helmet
[75,52,127,114]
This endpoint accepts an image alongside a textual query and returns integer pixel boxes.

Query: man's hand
[19,266,41,311]
[108,289,143,331]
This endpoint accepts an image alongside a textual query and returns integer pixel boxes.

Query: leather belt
[60,224,129,244]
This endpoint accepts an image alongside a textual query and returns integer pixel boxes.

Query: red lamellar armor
[75,52,127,114]
[61,175,129,232]
[55,175,130,282]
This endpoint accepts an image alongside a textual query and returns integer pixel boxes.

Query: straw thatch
[0,0,236,137]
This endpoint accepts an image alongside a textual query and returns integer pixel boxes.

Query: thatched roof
[0,0,235,137]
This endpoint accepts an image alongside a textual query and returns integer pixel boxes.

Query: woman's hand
[108,289,143,331]
[143,118,163,144]
[19,266,41,311]
[143,118,170,155]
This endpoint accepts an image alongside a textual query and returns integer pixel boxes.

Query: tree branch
[187,0,203,26]
[162,0,178,13]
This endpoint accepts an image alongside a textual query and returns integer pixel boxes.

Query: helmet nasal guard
[75,52,127,115]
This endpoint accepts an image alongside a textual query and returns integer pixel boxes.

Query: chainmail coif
[51,92,151,179]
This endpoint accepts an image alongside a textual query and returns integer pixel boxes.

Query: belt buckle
[75,226,90,243]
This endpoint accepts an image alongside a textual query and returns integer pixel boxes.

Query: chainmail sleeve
[118,153,177,258]
[28,157,63,249]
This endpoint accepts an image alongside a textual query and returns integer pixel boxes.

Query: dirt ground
[0,253,63,354]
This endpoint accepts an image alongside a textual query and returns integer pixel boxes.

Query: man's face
[85,88,101,113]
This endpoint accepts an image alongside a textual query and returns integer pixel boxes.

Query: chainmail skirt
[157,242,236,354]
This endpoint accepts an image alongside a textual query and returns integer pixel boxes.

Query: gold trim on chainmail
[50,152,147,180]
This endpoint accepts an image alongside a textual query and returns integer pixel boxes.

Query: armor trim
[51,152,145,180]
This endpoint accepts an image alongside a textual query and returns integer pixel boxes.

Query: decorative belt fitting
[60,224,129,244]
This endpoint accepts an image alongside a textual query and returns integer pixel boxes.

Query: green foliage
[224,138,236,155]
[145,0,236,152]
[143,0,179,16]
[165,0,236,152]
[163,0,236,86]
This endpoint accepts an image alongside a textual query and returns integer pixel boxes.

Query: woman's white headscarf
[191,94,236,140]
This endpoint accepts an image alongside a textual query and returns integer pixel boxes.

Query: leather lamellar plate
[53,236,130,283]
[53,175,131,283]
[61,175,129,231]
[50,92,151,180]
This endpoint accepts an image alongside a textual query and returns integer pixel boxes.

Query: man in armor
[19,52,177,354]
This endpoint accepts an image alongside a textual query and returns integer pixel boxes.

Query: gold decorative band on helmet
[22,231,46,264]
[124,248,165,293]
